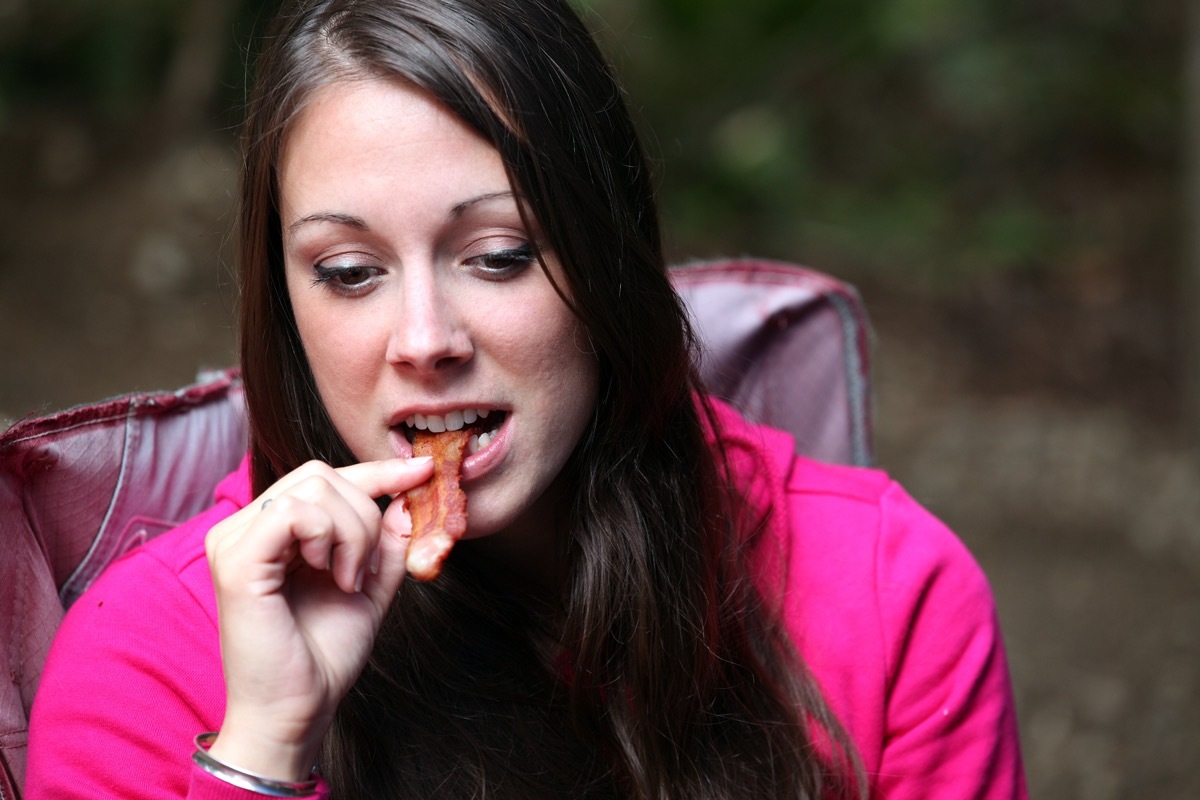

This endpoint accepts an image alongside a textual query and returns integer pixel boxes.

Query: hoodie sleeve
[869,480,1028,799]
[714,400,1029,797]
[25,497,329,800]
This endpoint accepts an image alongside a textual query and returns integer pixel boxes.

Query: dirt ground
[2,124,1198,798]
[870,298,1200,798]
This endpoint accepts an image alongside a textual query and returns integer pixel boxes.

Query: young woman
[26,0,1028,797]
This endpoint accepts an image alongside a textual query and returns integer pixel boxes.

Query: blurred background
[1,0,1197,795]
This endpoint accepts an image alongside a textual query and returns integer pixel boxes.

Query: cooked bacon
[403,427,472,580]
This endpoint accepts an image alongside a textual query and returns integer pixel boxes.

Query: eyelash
[464,243,537,279]
[311,263,379,295]
[309,242,538,296]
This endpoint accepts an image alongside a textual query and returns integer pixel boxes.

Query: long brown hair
[237,0,864,796]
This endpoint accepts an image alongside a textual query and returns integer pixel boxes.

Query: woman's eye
[312,263,378,293]
[465,243,536,278]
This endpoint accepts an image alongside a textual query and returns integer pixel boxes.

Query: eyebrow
[287,191,518,234]
[287,212,368,233]
[449,190,516,218]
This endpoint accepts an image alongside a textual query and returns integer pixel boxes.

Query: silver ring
[261,498,273,512]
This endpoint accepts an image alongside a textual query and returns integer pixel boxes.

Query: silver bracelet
[192,732,319,797]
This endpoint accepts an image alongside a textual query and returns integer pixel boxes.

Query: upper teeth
[406,408,491,432]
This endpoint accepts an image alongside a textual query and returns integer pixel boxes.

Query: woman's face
[278,78,598,546]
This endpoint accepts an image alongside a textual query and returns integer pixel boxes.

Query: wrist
[194,732,318,797]
[204,726,320,784]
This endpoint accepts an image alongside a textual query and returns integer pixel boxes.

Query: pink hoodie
[27,402,1026,798]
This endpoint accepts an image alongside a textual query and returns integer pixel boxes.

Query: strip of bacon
[403,427,472,581]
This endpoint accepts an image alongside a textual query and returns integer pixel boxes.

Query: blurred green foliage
[0,0,1183,293]
[583,0,1181,294]
[0,0,176,121]
[0,0,281,131]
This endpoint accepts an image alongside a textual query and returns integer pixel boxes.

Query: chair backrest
[672,259,873,467]
[0,258,871,798]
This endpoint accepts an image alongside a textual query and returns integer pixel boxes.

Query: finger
[286,500,336,573]
[212,458,434,594]
[283,475,378,593]
[359,496,415,608]
[220,490,366,596]
[219,457,432,541]
[334,458,434,591]
[248,467,387,590]
[335,456,434,502]
[218,495,336,592]
[224,460,339,527]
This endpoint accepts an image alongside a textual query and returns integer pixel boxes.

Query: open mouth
[399,408,506,454]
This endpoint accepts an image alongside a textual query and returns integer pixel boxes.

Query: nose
[385,267,473,373]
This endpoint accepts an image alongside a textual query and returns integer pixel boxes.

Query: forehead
[277,78,510,212]
[283,77,477,160]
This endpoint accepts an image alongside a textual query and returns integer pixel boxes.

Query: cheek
[523,311,599,433]
[496,292,590,376]
[290,295,384,413]
[291,300,336,380]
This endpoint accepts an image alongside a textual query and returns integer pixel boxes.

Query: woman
[26,0,1027,797]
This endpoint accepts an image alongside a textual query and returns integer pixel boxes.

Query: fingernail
[369,547,381,575]
[407,456,433,467]
[354,566,365,593]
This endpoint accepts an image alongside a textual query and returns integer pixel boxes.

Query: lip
[461,412,509,481]
[388,427,415,460]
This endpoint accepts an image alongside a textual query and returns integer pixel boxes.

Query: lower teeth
[468,431,493,454]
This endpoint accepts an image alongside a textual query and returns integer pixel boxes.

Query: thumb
[361,494,414,609]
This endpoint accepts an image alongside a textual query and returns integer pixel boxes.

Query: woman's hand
[202,456,434,781]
